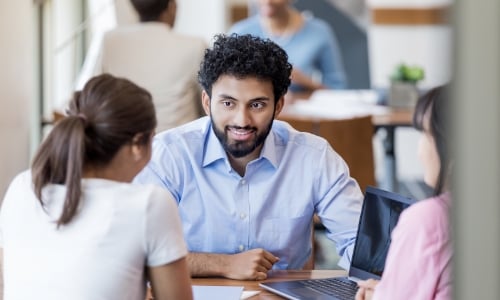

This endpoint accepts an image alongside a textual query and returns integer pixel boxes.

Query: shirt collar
[202,122,227,168]
[202,122,280,170]
[260,130,279,169]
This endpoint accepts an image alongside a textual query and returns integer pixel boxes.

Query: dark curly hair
[198,34,292,103]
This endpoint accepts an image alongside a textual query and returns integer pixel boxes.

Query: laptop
[259,186,416,300]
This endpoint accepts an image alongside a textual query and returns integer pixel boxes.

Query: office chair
[280,115,376,192]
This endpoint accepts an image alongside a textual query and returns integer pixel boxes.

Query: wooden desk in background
[281,91,413,192]
[192,270,347,299]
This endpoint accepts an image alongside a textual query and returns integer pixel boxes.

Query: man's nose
[233,106,251,126]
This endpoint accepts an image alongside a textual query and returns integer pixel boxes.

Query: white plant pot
[388,82,419,109]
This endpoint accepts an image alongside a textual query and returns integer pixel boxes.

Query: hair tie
[77,113,88,125]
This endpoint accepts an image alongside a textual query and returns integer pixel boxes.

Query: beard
[210,113,275,159]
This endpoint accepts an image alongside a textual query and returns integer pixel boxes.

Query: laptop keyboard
[302,277,358,299]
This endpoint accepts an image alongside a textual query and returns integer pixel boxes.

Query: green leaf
[390,63,425,83]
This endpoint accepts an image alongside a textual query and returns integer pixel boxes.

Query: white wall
[368,26,452,89]
[175,0,228,42]
[0,1,37,197]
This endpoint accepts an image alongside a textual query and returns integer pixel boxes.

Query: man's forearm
[187,252,230,277]
[187,248,279,280]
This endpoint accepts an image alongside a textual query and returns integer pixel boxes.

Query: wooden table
[191,270,347,299]
[371,109,413,127]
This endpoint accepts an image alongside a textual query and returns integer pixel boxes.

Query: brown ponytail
[31,74,156,227]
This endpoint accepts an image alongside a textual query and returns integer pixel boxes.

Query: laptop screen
[349,186,415,280]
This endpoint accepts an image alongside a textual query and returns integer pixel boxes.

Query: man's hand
[187,249,279,280]
[223,248,279,280]
[355,279,379,300]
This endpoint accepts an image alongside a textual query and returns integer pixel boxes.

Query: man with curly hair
[135,34,363,280]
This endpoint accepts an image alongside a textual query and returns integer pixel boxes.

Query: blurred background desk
[280,90,413,192]
[192,270,347,299]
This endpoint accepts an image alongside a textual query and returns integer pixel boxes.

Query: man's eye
[222,101,233,107]
[251,102,265,109]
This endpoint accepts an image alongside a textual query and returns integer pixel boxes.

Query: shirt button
[240,179,246,185]
[240,213,246,219]
[239,244,244,251]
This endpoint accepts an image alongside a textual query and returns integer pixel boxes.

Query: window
[40,0,116,121]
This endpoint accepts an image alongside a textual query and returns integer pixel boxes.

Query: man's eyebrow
[249,97,271,102]
[214,93,237,100]
[214,94,271,102]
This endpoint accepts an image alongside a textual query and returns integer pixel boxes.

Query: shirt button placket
[236,178,249,253]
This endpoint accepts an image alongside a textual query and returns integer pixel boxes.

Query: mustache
[225,125,257,131]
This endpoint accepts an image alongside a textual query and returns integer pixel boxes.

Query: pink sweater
[373,193,452,300]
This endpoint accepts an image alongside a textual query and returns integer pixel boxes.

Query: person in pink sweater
[356,86,452,300]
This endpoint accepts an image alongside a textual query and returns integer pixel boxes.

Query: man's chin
[227,136,254,145]
[225,143,256,158]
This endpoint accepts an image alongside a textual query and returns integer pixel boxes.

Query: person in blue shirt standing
[229,0,346,93]
[135,34,362,280]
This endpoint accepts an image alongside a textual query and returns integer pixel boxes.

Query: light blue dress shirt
[229,14,347,91]
[135,117,362,269]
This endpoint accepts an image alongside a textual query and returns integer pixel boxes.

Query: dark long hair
[413,86,449,195]
[31,74,156,227]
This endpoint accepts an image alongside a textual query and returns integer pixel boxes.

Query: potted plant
[388,63,425,108]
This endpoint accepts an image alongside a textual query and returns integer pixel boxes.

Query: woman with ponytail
[0,74,192,300]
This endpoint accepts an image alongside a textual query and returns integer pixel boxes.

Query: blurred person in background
[230,0,346,95]
[82,0,206,132]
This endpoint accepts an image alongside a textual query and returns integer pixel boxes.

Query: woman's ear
[130,133,148,162]
[131,146,142,162]
[202,90,211,116]
[131,144,143,162]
